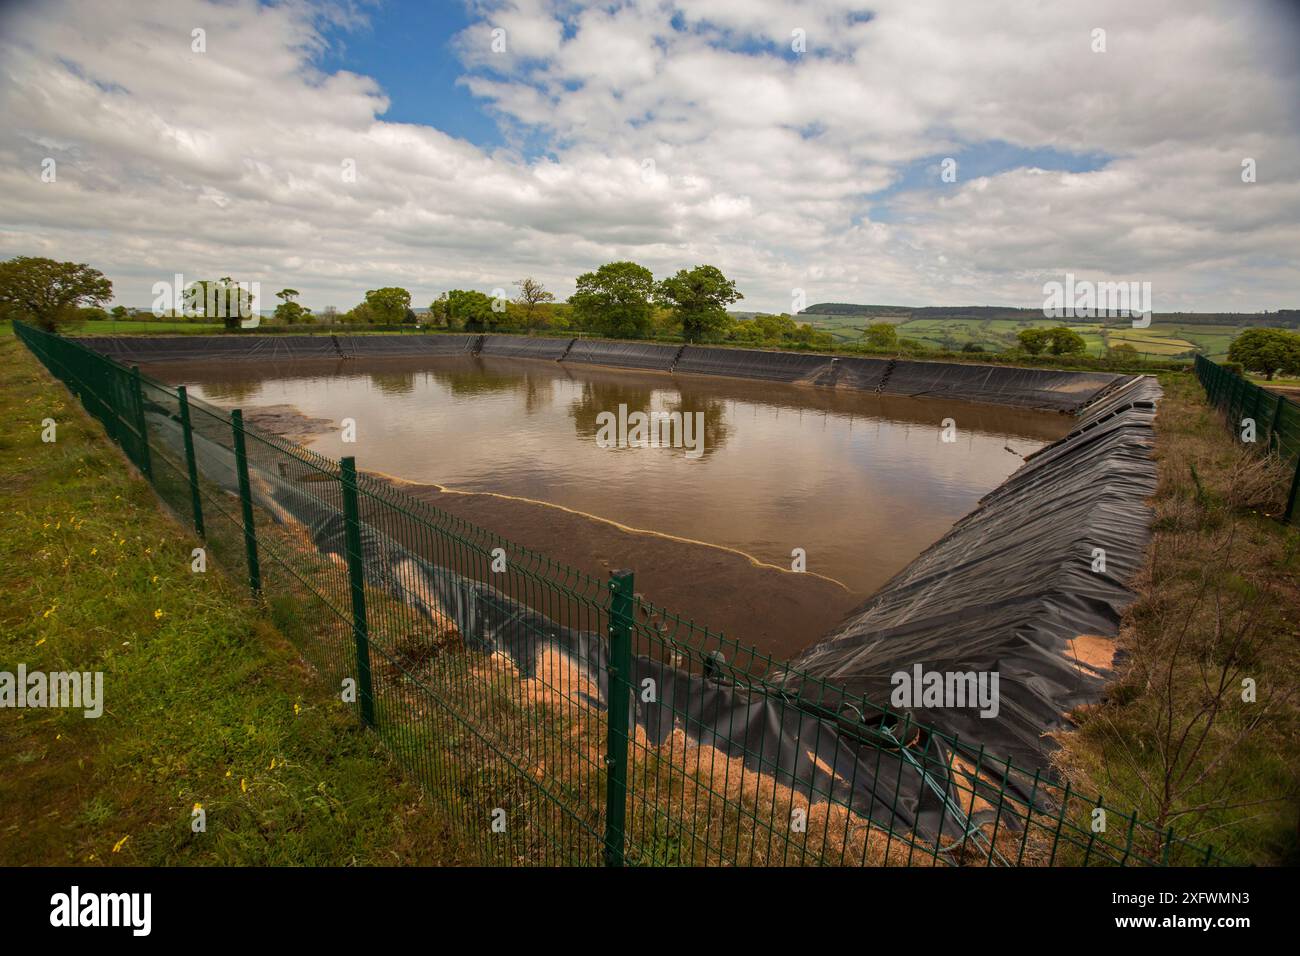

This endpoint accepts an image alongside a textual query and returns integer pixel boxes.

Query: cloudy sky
[1,0,1297,313]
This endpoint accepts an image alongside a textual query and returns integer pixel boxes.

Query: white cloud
[0,0,1297,312]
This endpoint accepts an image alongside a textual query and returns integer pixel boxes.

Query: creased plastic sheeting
[75,334,339,362]
[334,334,476,356]
[565,339,680,371]
[674,346,832,382]
[144,399,991,846]
[881,361,1125,412]
[477,336,572,360]
[776,376,1160,772]
[72,333,477,363]
[81,334,1127,412]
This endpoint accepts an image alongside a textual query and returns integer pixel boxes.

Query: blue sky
[316,2,1115,223]
[314,2,504,146]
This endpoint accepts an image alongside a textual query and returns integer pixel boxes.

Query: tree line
[0,255,836,349]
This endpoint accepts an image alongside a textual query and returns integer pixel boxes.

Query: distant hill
[801,303,1300,327]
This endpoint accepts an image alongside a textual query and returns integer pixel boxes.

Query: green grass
[1055,372,1300,865]
[74,319,225,334]
[801,314,1260,361]
[0,335,461,865]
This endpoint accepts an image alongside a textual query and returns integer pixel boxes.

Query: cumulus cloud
[0,0,1296,312]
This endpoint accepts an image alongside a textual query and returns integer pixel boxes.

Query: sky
[0,0,1298,314]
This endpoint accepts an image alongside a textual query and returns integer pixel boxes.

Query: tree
[273,288,309,325]
[513,277,555,330]
[1017,327,1051,355]
[1046,326,1087,355]
[189,277,257,330]
[363,287,411,325]
[110,305,129,321]
[427,294,451,329]
[654,265,743,342]
[863,322,898,350]
[570,261,656,339]
[1227,328,1300,380]
[342,303,374,325]
[444,289,497,331]
[0,256,112,331]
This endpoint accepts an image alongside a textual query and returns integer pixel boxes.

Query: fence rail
[15,320,1226,866]
[1194,354,1300,523]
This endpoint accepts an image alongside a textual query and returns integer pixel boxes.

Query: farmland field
[802,312,1248,360]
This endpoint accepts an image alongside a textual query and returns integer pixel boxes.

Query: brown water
[151,355,1072,656]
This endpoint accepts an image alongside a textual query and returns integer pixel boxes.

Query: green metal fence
[1194,354,1300,524]
[15,320,1227,866]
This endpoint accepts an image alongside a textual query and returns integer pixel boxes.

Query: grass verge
[0,335,462,865]
[1056,371,1300,865]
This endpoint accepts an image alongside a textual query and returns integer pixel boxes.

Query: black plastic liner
[477,335,572,360]
[775,376,1160,772]
[82,333,1126,413]
[673,346,832,383]
[334,333,476,356]
[881,360,1123,412]
[74,332,477,362]
[565,339,681,371]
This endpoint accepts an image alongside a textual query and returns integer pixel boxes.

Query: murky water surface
[155,355,1071,599]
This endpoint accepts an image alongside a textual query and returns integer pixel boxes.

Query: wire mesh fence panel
[1195,354,1300,523]
[14,320,1229,867]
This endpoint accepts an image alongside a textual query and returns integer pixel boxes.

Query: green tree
[189,277,257,330]
[444,289,497,331]
[0,256,112,331]
[1017,327,1051,355]
[1227,327,1300,380]
[273,288,309,325]
[363,287,411,325]
[513,277,555,330]
[110,305,129,321]
[570,261,656,339]
[427,294,451,329]
[654,265,743,342]
[1046,326,1087,355]
[863,322,898,350]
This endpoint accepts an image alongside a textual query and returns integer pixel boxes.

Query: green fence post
[604,569,634,867]
[1249,383,1264,440]
[1285,456,1300,525]
[1268,393,1285,453]
[130,365,153,480]
[339,456,375,728]
[230,409,262,596]
[176,386,205,537]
